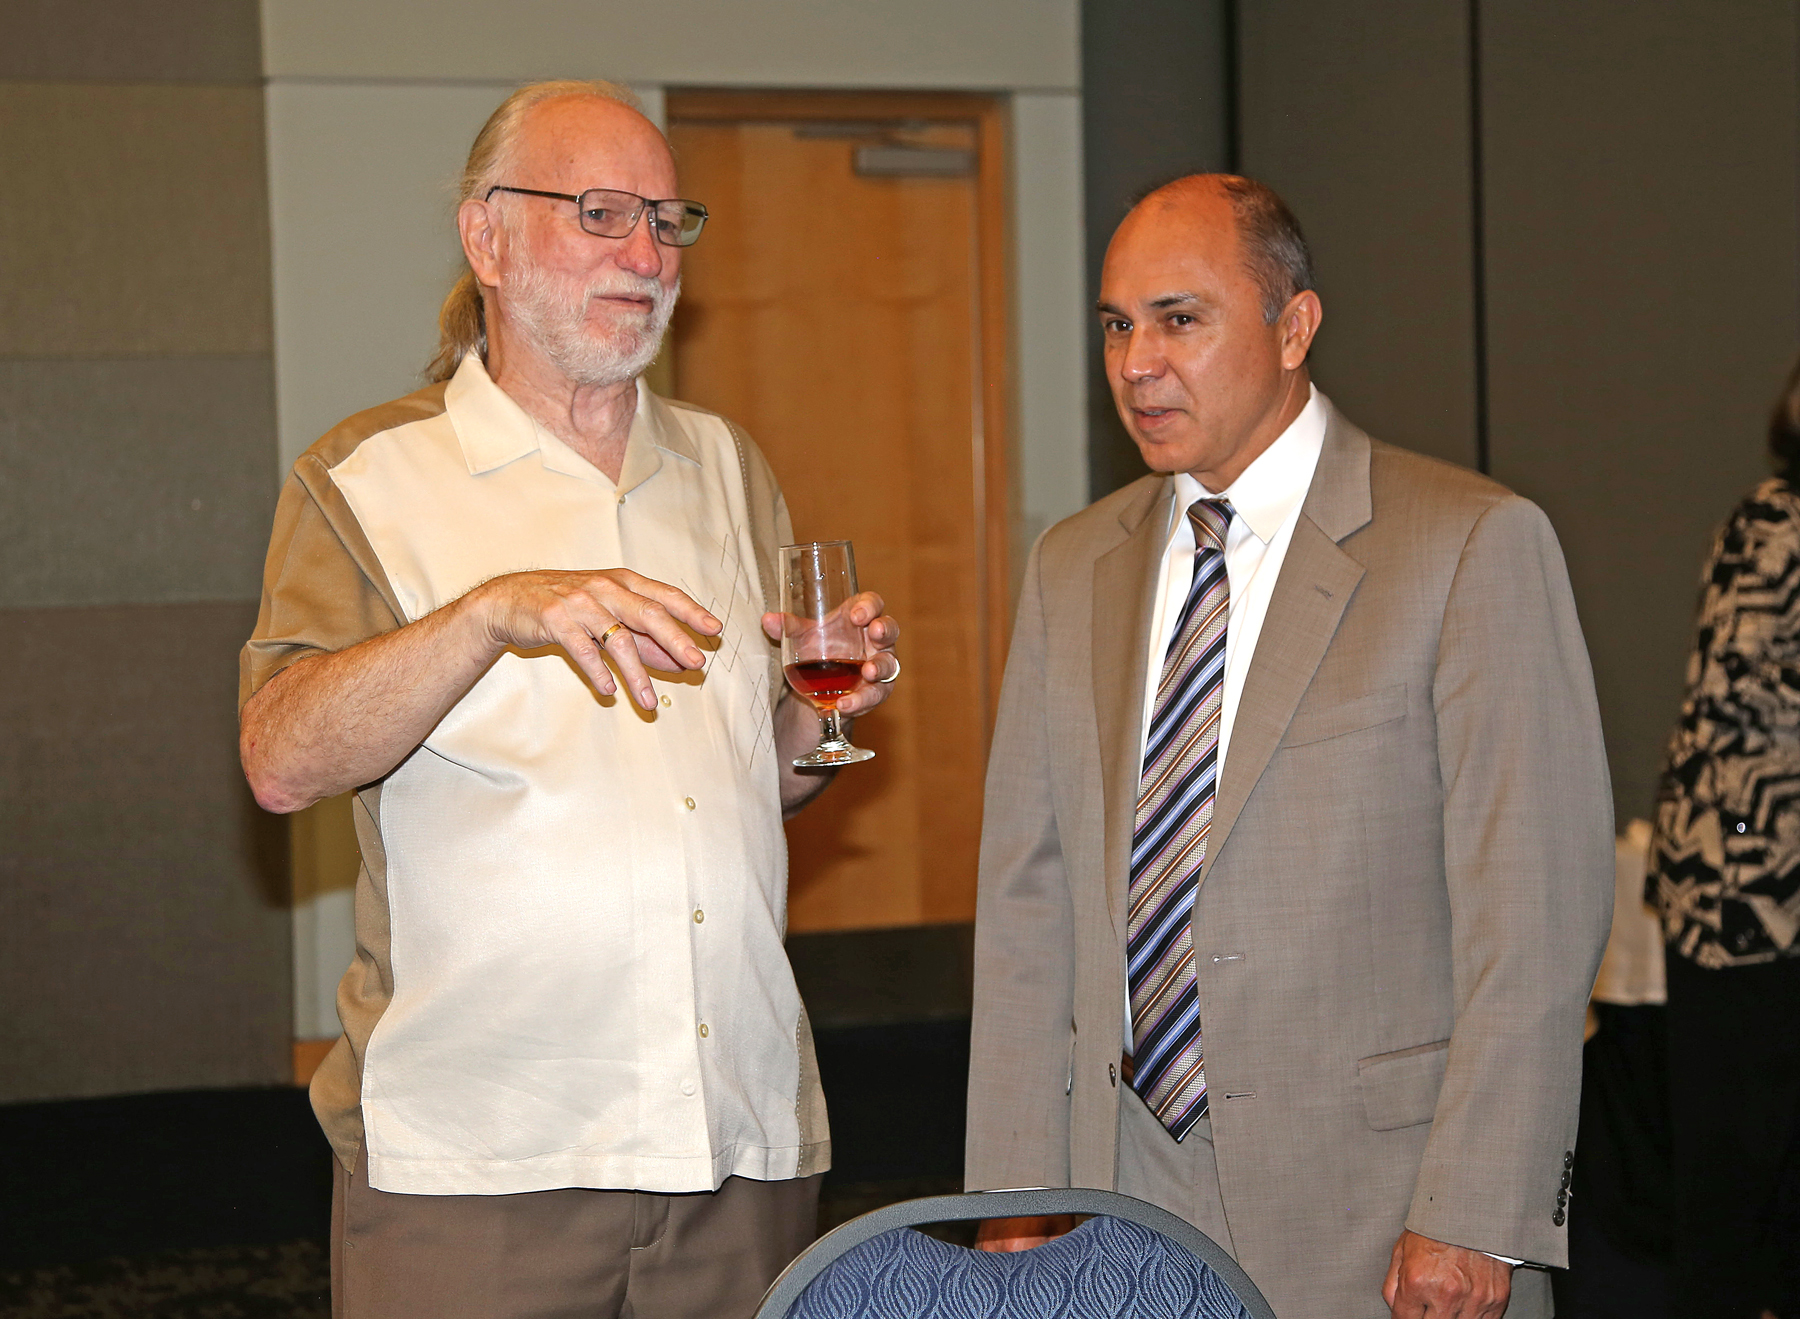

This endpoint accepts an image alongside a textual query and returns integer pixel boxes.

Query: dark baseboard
[0,1086,332,1269]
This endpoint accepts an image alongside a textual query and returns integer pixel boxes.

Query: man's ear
[1278,289,1323,370]
[458,197,503,288]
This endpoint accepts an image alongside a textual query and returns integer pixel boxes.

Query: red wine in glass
[779,541,876,766]
[783,659,863,710]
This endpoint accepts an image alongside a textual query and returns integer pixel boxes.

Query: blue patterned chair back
[756,1189,1275,1319]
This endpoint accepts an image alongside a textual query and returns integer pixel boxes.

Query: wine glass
[780,540,876,767]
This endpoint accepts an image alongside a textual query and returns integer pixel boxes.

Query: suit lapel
[1201,406,1374,884]
[1093,477,1174,936]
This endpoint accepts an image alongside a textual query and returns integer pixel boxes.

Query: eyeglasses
[486,186,709,247]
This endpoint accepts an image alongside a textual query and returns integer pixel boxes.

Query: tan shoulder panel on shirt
[238,383,450,709]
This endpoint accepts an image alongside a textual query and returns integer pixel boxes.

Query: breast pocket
[1280,683,1408,749]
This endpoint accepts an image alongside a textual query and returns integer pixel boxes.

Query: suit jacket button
[1108,1063,1117,1087]
[1563,1150,1574,1168]
[1553,1209,1566,1227]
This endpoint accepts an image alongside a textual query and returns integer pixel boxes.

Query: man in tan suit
[964,175,1613,1317]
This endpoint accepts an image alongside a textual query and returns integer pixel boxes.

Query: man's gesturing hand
[1383,1230,1512,1318]
[474,568,720,710]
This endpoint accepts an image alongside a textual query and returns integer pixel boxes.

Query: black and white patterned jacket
[1651,477,1800,967]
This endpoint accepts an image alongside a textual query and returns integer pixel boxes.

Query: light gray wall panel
[0,356,275,608]
[1237,1,1479,467]
[1482,0,1800,822]
[0,83,272,357]
[0,602,290,1104]
[0,0,260,83]
[261,0,1079,89]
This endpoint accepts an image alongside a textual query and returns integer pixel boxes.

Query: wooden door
[666,91,1010,932]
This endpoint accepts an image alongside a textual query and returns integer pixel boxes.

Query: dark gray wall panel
[0,0,261,83]
[1237,0,1479,467]
[1482,0,1799,821]
[0,83,272,357]
[1081,0,1234,497]
[0,601,290,1104]
[0,356,276,608]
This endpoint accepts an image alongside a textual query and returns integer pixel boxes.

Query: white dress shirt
[1137,385,1328,772]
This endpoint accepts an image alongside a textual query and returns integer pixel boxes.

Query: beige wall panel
[0,356,275,608]
[1237,0,1479,466]
[1011,93,1089,564]
[0,83,271,358]
[1482,0,1799,822]
[264,82,516,469]
[0,601,290,1103]
[0,0,260,83]
[261,0,1078,90]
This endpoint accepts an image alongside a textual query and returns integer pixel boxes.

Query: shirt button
[617,493,627,505]
[698,1023,709,1039]
[681,1080,696,1096]
[693,908,705,924]
[660,694,672,707]
[684,796,696,811]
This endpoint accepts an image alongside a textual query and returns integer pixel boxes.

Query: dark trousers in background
[1666,951,1800,1319]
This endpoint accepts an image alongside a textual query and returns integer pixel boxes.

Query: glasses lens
[575,189,643,238]
[650,201,708,247]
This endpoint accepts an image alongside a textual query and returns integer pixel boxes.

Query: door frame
[666,88,1015,729]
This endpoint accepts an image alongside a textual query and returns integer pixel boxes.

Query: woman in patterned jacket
[1651,354,1800,1318]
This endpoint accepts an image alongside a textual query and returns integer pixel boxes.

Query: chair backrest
[756,1187,1276,1319]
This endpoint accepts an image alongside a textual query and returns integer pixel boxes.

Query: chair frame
[756,1186,1278,1319]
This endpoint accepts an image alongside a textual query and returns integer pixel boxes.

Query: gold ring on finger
[597,622,627,649]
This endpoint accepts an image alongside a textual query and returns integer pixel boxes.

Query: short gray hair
[1215,175,1315,323]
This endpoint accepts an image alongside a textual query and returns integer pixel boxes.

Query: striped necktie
[1126,497,1232,1141]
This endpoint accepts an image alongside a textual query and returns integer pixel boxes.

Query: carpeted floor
[0,1241,330,1319]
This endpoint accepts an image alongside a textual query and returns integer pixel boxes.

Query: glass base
[792,742,875,768]
[793,709,874,767]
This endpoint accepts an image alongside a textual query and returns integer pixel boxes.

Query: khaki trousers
[332,1147,820,1319]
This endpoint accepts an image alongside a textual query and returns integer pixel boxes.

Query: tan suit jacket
[965,405,1614,1317]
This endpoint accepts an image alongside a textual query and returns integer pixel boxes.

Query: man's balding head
[1097,174,1322,489]
[1133,175,1315,325]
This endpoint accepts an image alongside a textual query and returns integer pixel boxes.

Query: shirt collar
[1172,383,1327,545]
[444,355,702,485]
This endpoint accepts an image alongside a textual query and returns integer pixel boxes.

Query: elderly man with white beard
[237,81,900,1319]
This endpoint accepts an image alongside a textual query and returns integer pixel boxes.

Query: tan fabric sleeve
[238,451,406,710]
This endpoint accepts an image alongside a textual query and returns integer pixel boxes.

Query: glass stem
[818,708,851,749]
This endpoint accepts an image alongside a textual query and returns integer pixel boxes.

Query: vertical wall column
[1080,0,1236,498]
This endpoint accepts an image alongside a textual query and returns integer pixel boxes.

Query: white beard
[503,255,679,388]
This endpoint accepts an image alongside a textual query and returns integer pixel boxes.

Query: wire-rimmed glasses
[485,185,709,247]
